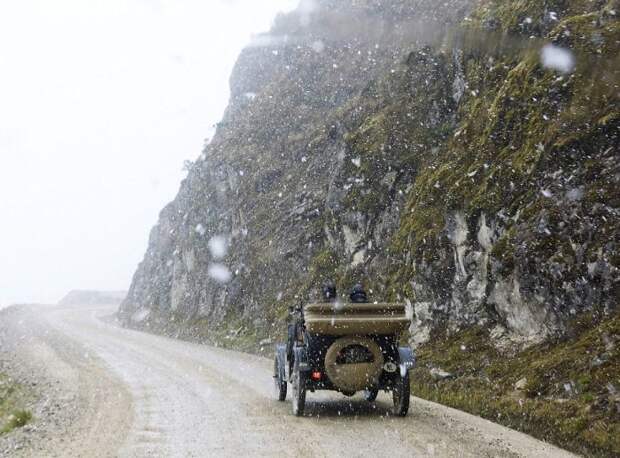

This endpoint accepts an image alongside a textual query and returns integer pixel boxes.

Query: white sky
[0,0,298,306]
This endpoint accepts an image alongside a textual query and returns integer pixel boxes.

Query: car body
[274,302,415,416]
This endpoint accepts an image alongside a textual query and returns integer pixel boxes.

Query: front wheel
[392,371,410,416]
[292,367,307,416]
[274,356,287,401]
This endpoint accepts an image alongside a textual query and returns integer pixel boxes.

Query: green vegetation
[392,2,619,256]
[0,373,32,435]
[411,313,620,457]
[1,410,32,434]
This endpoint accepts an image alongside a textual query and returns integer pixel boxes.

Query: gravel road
[0,305,577,457]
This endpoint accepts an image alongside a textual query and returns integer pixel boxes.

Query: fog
[0,0,297,306]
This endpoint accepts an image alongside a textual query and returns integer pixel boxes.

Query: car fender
[293,345,309,372]
[398,346,416,374]
[275,344,287,381]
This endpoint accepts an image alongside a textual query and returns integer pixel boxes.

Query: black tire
[392,371,410,416]
[274,356,287,402]
[292,367,306,416]
[363,387,379,402]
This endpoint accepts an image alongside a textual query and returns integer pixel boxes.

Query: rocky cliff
[120,0,476,338]
[120,1,619,454]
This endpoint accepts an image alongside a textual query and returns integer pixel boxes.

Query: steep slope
[120,0,476,339]
[120,1,619,454]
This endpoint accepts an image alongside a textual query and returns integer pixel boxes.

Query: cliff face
[121,0,617,346]
[120,1,619,453]
[120,0,468,336]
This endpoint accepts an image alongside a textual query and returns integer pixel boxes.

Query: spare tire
[324,336,384,392]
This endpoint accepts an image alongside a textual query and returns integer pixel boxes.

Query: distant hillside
[58,290,127,306]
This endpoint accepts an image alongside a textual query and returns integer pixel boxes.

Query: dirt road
[0,305,576,457]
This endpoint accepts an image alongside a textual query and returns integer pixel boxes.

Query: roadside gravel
[0,305,132,457]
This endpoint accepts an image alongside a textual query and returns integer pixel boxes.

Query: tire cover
[324,336,384,392]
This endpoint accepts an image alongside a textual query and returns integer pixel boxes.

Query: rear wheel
[392,371,410,416]
[274,356,287,401]
[292,367,306,416]
[363,387,379,402]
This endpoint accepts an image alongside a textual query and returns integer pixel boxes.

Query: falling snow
[541,44,576,74]
[208,235,228,259]
[208,264,232,283]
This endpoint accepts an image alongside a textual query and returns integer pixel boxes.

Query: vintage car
[273,301,415,416]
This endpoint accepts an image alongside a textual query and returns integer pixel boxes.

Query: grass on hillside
[410,313,620,457]
[0,374,32,435]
